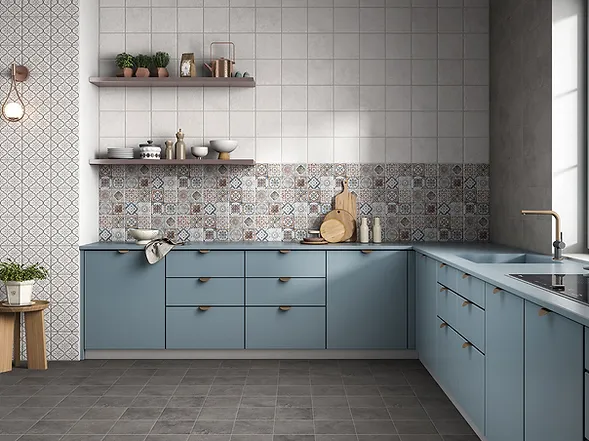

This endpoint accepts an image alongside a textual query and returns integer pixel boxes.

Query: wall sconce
[2,63,29,122]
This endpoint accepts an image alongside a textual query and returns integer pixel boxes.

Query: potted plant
[134,54,152,77]
[154,51,170,77]
[115,52,135,78]
[0,260,48,306]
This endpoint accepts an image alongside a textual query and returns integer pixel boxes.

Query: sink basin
[457,253,560,264]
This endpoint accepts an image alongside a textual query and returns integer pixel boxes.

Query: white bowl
[210,139,238,153]
[129,229,160,244]
[191,146,209,158]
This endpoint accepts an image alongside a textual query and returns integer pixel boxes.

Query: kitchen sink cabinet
[84,251,165,349]
[327,251,408,349]
[524,300,583,441]
[415,253,438,373]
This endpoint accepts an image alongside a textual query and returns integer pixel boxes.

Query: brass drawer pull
[199,277,211,283]
[440,263,446,268]
[439,287,448,292]
[279,250,290,254]
[118,250,129,254]
[462,300,471,307]
[279,306,291,311]
[198,306,211,311]
[361,250,373,254]
[462,273,470,279]
[439,322,448,328]
[199,250,210,254]
[538,308,551,317]
[462,341,473,349]
[279,277,291,282]
[493,287,502,294]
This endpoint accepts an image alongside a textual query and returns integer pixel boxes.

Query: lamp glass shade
[2,101,24,122]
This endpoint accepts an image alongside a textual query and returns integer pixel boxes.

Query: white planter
[4,280,34,305]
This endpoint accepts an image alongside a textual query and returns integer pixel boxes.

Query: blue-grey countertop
[80,241,589,327]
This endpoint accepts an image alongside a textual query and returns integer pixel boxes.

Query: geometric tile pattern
[0,0,80,361]
[0,359,478,439]
[98,163,490,244]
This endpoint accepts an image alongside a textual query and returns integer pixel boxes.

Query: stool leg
[0,313,15,373]
[13,312,20,368]
[25,311,47,370]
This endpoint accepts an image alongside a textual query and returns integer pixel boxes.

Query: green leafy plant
[153,51,170,68]
[115,52,135,69]
[0,260,48,283]
[134,54,153,68]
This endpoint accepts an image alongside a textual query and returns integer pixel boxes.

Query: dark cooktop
[509,273,589,305]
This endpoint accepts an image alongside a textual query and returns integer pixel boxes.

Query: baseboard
[84,349,418,360]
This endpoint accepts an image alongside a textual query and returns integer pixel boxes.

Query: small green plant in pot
[134,54,152,78]
[0,260,48,305]
[154,51,170,78]
[115,52,135,78]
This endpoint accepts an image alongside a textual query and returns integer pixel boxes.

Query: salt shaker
[165,140,174,160]
[175,129,186,160]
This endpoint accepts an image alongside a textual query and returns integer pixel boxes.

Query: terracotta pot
[135,67,150,78]
[157,67,169,78]
[123,67,133,78]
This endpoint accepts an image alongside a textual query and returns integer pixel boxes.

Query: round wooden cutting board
[324,209,355,242]
[320,218,346,243]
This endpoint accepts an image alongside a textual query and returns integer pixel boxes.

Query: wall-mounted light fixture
[1,63,29,122]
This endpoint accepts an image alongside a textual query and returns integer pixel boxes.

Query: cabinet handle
[199,250,210,254]
[199,277,211,283]
[439,287,448,292]
[439,322,448,328]
[279,250,290,254]
[538,308,551,317]
[198,306,211,311]
[462,273,470,279]
[462,300,471,307]
[492,287,502,294]
[361,250,373,254]
[462,342,473,349]
[117,250,129,254]
[279,306,291,311]
[279,277,291,282]
[440,263,446,268]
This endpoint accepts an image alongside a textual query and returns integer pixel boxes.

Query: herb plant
[115,52,135,69]
[134,54,152,68]
[153,52,170,68]
[0,260,49,283]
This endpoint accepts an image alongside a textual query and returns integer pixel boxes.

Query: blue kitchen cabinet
[84,251,165,349]
[415,253,438,372]
[485,285,524,441]
[524,300,583,441]
[327,251,408,349]
[436,318,453,393]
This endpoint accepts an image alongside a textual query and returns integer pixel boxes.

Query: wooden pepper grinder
[175,129,186,160]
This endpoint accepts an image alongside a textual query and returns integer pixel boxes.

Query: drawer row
[167,306,326,349]
[438,263,486,308]
[167,277,325,306]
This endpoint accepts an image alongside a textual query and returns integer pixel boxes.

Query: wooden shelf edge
[89,159,256,165]
[89,77,255,87]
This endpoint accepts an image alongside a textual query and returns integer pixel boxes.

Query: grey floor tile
[276,397,311,408]
[342,376,377,386]
[440,436,480,441]
[68,420,117,434]
[37,385,78,395]
[388,407,429,420]
[311,397,348,408]
[358,437,401,441]
[394,421,438,435]
[187,435,230,441]
[181,378,215,386]
[73,386,110,396]
[0,434,19,440]
[132,397,172,408]
[278,376,311,386]
[236,407,275,420]
[159,408,200,421]
[0,408,13,419]
[240,397,277,408]
[351,408,391,420]
[311,386,345,396]
[231,436,272,441]
[121,408,164,420]
[150,421,195,435]
[431,420,474,436]
[105,386,144,397]
[208,386,244,397]
[174,387,210,397]
[248,370,279,377]
[313,421,355,435]
[379,387,415,397]
[93,397,136,408]
[347,396,385,408]
[16,435,62,441]
[5,407,50,420]
[26,420,77,435]
[82,407,127,419]
[245,377,278,386]
[203,398,241,409]
[197,408,237,421]
[273,436,315,441]
[115,377,151,386]
[383,398,421,408]
[278,386,311,397]
[141,386,177,397]
[109,420,156,434]
[103,436,148,441]
[42,407,90,420]
[148,377,184,386]
[315,436,355,441]
[60,435,107,441]
[213,377,247,386]
[354,421,397,435]
[232,420,274,434]
[0,398,27,408]
[20,396,64,407]
[346,386,380,396]
[399,436,443,441]
[313,408,352,420]
[191,421,234,435]
[168,398,205,408]
[242,386,277,397]
[275,407,312,420]
[145,435,190,441]
[59,397,101,408]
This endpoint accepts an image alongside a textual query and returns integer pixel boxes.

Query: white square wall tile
[464,7,489,33]
[334,8,360,32]
[361,86,386,111]
[334,138,360,162]
[464,111,489,137]
[126,8,151,32]
[99,89,125,111]
[335,60,360,85]
[386,8,411,32]
[152,111,177,137]
[282,8,308,32]
[282,112,308,137]
[204,8,229,32]
[230,8,255,32]
[360,34,385,60]
[386,60,411,85]
[308,8,334,32]
[282,60,308,85]
[256,111,282,137]
[308,86,333,111]
[359,138,386,163]
[360,60,385,86]
[412,138,437,163]
[360,111,386,137]
[126,33,151,54]
[438,111,463,137]
[308,60,334,85]
[204,111,230,138]
[256,60,282,85]
[412,7,437,32]
[256,33,282,59]
[438,86,463,110]
[438,138,463,162]
[360,8,385,32]
[464,137,489,163]
[230,88,255,110]
[282,86,308,111]
[152,33,178,59]
[412,86,437,111]
[230,111,255,137]
[126,112,151,137]
[256,86,282,110]
[464,86,488,110]
[152,89,177,111]
[438,8,463,32]
[152,8,177,33]
[178,111,204,138]
[439,34,463,59]
[256,138,282,162]
[386,34,411,59]
[256,8,282,32]
[282,34,308,59]
[99,33,125,58]
[334,33,360,59]
[308,34,334,59]
[204,88,230,111]
[386,111,411,137]
[334,86,360,110]
[177,8,204,32]
[282,138,308,162]
[178,89,204,111]
[100,112,125,137]
[100,8,125,32]
[308,111,333,137]
[334,111,359,137]
[386,138,411,163]
[412,111,437,137]
[308,138,334,163]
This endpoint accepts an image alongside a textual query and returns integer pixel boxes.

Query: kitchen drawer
[246,278,325,306]
[585,327,589,370]
[246,306,325,349]
[437,284,456,326]
[456,272,485,309]
[166,278,244,306]
[438,263,457,291]
[166,307,244,349]
[438,287,485,352]
[585,372,589,440]
[246,251,326,278]
[166,250,244,278]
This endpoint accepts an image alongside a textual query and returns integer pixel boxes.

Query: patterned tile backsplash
[99,163,490,243]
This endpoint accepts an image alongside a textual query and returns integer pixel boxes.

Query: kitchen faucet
[520,210,566,261]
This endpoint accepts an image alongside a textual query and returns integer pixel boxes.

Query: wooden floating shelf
[89,77,255,88]
[89,159,255,165]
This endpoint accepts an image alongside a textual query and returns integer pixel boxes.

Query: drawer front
[585,327,589,370]
[456,272,486,308]
[166,307,244,349]
[166,278,244,306]
[585,372,589,441]
[438,263,457,291]
[246,251,326,278]
[246,306,326,349]
[166,251,244,278]
[454,292,485,352]
[246,278,325,306]
[437,284,456,326]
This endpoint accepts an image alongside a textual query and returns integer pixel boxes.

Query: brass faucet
[521,210,566,260]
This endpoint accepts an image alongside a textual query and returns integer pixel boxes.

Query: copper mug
[204,42,235,78]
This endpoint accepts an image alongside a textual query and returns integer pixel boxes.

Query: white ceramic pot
[4,280,34,305]
[129,228,161,244]
[191,146,209,159]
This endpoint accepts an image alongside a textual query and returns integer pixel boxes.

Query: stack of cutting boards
[319,179,358,243]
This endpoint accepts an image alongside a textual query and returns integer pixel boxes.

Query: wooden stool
[0,300,49,373]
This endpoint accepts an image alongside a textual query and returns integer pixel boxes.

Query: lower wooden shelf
[89,159,255,165]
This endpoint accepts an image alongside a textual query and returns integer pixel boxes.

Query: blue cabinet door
[327,251,408,349]
[416,254,438,372]
[524,301,583,441]
[436,318,453,393]
[485,285,524,441]
[84,251,165,349]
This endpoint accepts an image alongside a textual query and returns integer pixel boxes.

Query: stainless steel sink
[457,253,560,264]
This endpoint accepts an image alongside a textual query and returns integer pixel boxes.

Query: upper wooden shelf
[89,159,255,166]
[89,77,255,88]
